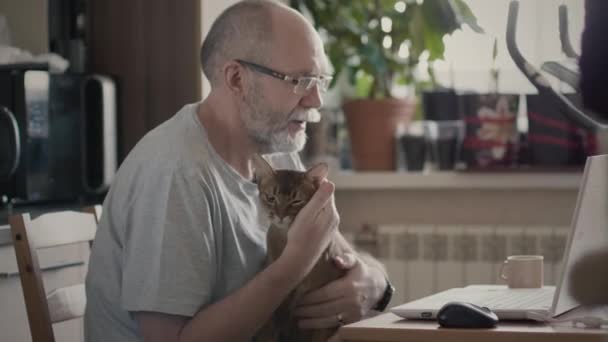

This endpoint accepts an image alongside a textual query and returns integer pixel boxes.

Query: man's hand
[282,180,340,278]
[293,252,386,329]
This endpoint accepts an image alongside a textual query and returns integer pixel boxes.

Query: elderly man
[84,1,392,341]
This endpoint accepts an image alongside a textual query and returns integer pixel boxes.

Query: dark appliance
[0,105,20,183]
[0,65,116,205]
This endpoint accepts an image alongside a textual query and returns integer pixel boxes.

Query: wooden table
[339,313,608,342]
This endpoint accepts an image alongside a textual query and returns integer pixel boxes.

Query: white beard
[267,127,307,153]
[242,113,309,154]
[240,83,315,153]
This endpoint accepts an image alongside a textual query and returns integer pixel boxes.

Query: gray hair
[200,0,283,87]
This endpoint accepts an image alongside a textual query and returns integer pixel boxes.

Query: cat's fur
[253,154,347,342]
[569,249,608,305]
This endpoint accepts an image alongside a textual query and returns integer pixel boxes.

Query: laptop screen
[552,154,608,316]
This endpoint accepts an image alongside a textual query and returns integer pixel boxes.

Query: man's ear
[252,154,275,181]
[305,162,328,185]
[223,60,247,96]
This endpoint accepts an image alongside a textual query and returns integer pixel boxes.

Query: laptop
[391,154,608,321]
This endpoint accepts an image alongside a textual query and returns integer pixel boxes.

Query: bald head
[201,0,312,87]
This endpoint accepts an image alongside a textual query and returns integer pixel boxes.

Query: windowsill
[330,170,582,190]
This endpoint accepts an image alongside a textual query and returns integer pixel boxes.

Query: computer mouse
[437,301,499,328]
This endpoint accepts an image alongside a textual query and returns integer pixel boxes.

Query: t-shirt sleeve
[120,164,216,317]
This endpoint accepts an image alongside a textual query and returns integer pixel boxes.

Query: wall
[336,188,577,233]
[433,0,584,93]
[0,0,48,53]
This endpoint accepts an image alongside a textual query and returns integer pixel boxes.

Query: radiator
[346,224,570,309]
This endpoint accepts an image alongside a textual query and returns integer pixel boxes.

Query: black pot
[400,135,426,171]
[422,89,459,121]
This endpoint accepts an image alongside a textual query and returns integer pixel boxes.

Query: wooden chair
[9,210,98,342]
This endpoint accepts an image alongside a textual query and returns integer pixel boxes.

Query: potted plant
[291,0,483,170]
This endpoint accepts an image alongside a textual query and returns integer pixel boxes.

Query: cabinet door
[89,0,202,160]
[0,243,90,342]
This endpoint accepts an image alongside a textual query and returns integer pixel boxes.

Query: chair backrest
[9,210,97,342]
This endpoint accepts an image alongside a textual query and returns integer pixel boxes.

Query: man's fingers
[297,279,347,306]
[298,314,347,330]
[298,180,334,218]
[294,297,351,318]
[328,332,342,342]
[333,253,359,270]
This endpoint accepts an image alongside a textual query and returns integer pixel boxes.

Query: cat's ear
[252,154,275,180]
[305,162,329,184]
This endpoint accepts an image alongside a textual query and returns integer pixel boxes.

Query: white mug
[500,255,544,288]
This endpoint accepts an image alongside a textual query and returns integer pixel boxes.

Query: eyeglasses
[236,59,332,95]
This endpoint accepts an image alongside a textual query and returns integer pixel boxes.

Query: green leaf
[354,70,374,98]
[408,6,426,59]
[421,0,459,34]
[451,0,485,33]
[423,22,446,60]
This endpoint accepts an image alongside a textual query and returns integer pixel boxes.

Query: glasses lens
[318,77,332,92]
[294,77,332,94]
[294,77,314,94]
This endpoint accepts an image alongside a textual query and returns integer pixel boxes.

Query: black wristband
[373,277,395,312]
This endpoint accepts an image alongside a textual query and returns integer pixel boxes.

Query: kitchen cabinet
[88,0,202,161]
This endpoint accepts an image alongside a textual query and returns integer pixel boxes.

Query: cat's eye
[291,199,304,206]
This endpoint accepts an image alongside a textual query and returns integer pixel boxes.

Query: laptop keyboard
[477,288,554,310]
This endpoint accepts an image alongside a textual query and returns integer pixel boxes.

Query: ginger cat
[253,154,347,342]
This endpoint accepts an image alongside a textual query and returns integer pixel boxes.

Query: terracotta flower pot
[343,98,415,171]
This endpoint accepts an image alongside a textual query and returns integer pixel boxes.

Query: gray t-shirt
[84,103,303,341]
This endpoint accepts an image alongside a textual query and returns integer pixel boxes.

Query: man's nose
[299,84,323,109]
